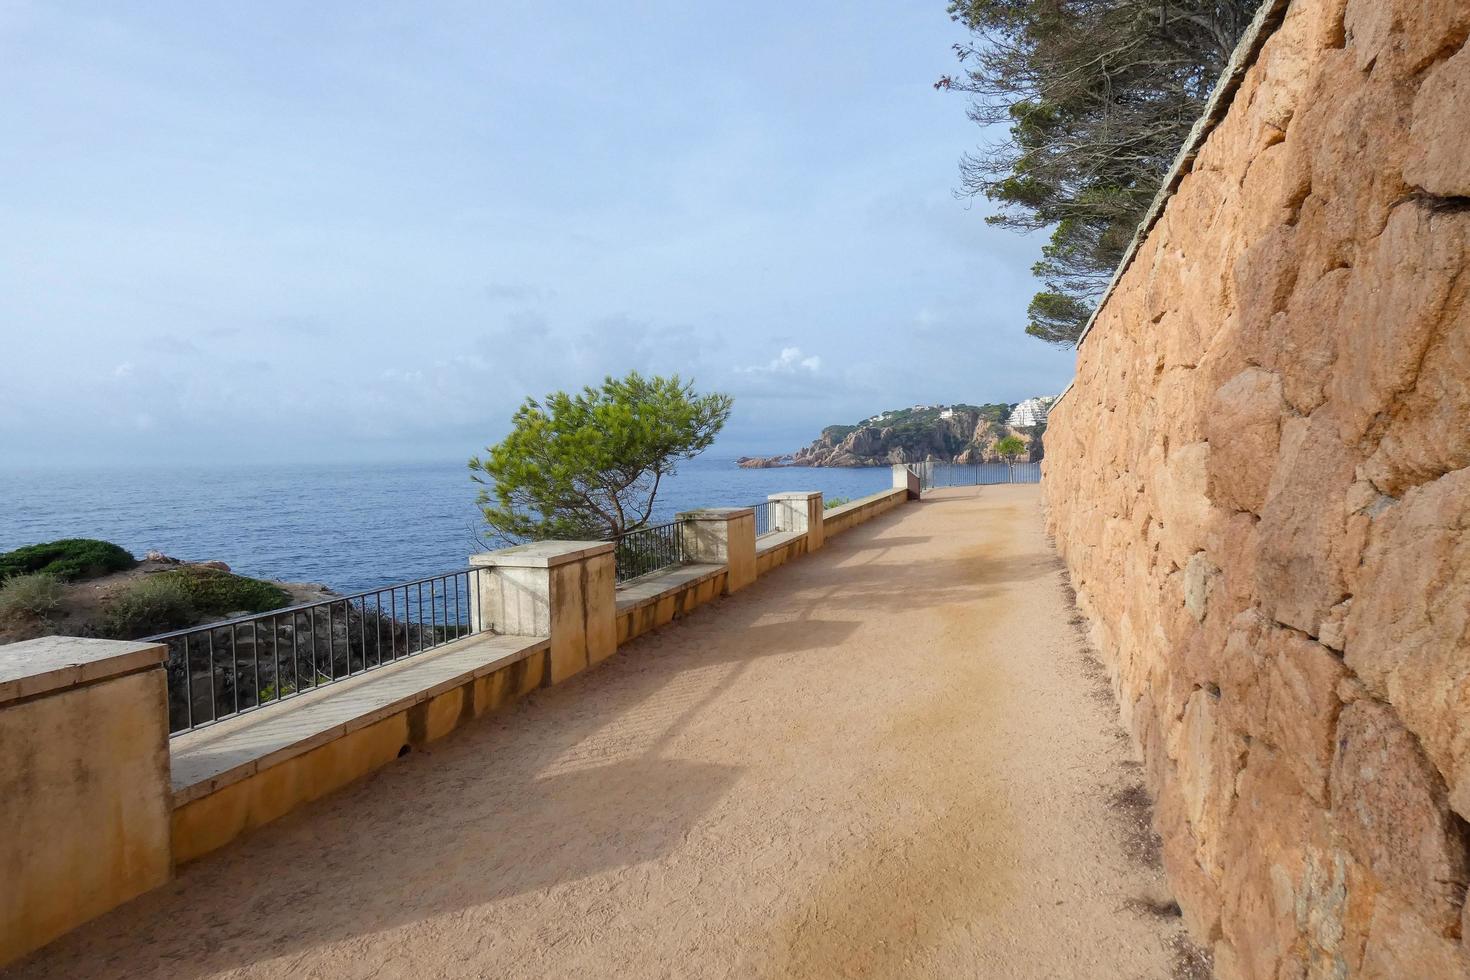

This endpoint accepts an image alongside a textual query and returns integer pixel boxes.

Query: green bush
[0,538,136,583]
[0,573,64,623]
[160,566,288,616]
[105,575,196,638]
[824,497,852,509]
[103,567,289,640]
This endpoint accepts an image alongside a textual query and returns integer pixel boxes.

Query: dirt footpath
[9,485,1196,979]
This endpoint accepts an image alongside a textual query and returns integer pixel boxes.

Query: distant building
[1007,396,1055,428]
[939,407,954,420]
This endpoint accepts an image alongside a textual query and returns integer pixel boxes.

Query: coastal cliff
[739,402,1045,468]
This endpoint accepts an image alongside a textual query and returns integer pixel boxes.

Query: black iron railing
[151,568,483,736]
[749,500,775,537]
[612,521,685,584]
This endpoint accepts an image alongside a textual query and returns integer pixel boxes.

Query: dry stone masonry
[1043,0,1470,975]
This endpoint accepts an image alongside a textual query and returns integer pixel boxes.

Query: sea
[0,457,894,595]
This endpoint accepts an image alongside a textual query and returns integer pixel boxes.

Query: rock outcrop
[1044,0,1470,975]
[740,405,1041,468]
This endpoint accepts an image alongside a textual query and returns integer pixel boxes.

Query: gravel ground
[8,485,1191,979]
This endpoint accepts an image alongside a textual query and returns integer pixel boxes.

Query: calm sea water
[0,458,893,594]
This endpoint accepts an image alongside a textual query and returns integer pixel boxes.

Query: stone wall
[1042,0,1470,975]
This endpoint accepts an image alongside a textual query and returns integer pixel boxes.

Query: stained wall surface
[1,664,173,967]
[1043,0,1470,975]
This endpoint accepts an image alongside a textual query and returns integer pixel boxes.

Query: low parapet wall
[1,475,918,967]
[170,633,550,864]
[616,564,727,645]
[755,530,809,576]
[1044,1,1470,975]
[823,487,907,537]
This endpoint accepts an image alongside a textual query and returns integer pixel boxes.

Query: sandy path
[8,486,1190,979]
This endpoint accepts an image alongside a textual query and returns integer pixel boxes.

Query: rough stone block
[1344,469,1470,819]
[1206,368,1284,515]
[1329,700,1469,933]
[1405,42,1470,196]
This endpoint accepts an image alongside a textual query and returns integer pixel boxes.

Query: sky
[0,1,1075,466]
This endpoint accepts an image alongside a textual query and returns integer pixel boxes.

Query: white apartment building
[1007,396,1055,428]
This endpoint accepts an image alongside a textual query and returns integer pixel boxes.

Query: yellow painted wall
[615,571,727,645]
[172,649,545,865]
[1,669,172,968]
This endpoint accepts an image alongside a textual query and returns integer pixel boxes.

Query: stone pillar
[768,491,824,550]
[1,637,174,968]
[892,463,921,500]
[469,541,616,686]
[678,507,756,593]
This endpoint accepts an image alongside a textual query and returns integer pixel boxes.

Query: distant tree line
[938,0,1264,345]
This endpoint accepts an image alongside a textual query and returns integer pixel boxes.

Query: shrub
[0,573,64,623]
[103,568,288,639]
[824,497,852,509]
[105,576,196,638]
[160,566,288,616]
[0,538,136,583]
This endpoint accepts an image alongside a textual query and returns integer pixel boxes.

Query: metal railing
[151,568,483,736]
[749,500,775,537]
[612,520,685,584]
[910,460,1042,491]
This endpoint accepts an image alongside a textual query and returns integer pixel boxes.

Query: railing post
[1,637,174,968]
[768,491,824,551]
[469,541,616,686]
[892,463,921,499]
[677,507,756,593]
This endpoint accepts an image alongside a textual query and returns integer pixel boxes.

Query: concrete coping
[675,507,755,521]
[170,631,550,803]
[767,491,822,500]
[0,636,166,707]
[614,562,725,614]
[755,529,805,556]
[823,487,906,521]
[469,540,613,569]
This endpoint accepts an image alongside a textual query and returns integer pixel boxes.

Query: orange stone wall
[1043,0,1470,975]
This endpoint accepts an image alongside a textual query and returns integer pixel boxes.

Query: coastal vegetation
[105,567,289,638]
[0,573,64,623]
[938,0,1264,344]
[0,538,296,642]
[104,576,195,638]
[470,371,732,541]
[0,538,136,582]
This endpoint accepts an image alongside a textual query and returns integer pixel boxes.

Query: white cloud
[113,361,135,378]
[742,346,822,375]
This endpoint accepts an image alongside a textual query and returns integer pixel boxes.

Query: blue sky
[0,1,1074,465]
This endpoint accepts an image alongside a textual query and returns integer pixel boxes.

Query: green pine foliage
[994,435,1028,461]
[470,371,733,542]
[939,0,1264,345]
